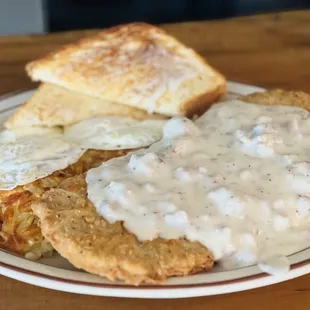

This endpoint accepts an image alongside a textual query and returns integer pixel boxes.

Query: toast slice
[5,83,164,128]
[26,23,226,117]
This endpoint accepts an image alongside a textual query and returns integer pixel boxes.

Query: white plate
[1,81,310,299]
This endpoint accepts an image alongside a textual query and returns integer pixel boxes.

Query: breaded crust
[32,175,214,285]
[32,89,309,284]
[26,23,226,117]
[240,89,310,110]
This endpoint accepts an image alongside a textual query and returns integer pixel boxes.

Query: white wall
[0,0,45,35]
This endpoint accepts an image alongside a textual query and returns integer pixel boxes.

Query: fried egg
[0,117,165,190]
[64,117,166,150]
[0,130,84,190]
[0,126,62,143]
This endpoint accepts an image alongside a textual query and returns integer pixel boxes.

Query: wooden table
[1,9,310,310]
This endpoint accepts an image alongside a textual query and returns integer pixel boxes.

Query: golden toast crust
[5,83,164,128]
[26,23,226,117]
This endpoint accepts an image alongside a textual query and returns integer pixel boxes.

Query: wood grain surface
[1,9,310,310]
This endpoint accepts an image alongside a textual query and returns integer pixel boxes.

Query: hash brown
[0,149,130,257]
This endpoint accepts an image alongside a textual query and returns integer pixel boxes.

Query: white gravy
[86,100,310,273]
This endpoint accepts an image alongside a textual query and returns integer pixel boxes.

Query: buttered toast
[26,23,225,118]
[5,83,164,128]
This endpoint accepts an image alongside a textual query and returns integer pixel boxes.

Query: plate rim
[2,255,310,289]
[1,81,310,298]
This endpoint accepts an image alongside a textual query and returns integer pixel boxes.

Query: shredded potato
[0,149,130,258]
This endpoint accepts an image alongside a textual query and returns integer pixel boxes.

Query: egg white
[0,126,62,143]
[64,116,166,150]
[0,117,166,190]
[0,129,84,190]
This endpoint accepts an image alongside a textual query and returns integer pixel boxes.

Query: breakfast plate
[1,81,310,299]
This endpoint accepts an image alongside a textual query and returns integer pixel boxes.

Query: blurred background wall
[0,0,45,35]
[1,0,310,35]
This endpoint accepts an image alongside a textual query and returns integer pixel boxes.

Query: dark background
[46,0,310,32]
